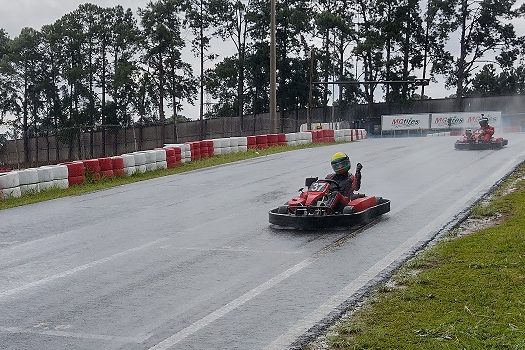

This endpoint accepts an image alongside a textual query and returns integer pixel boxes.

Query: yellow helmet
[331,152,351,174]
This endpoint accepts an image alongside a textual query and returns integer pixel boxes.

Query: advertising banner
[381,114,429,131]
[430,111,501,130]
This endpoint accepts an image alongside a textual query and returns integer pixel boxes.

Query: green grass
[325,164,525,350]
[0,142,338,210]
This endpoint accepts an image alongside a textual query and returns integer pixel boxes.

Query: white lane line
[264,153,525,350]
[149,150,525,350]
[0,326,141,343]
[0,238,169,302]
[148,258,316,350]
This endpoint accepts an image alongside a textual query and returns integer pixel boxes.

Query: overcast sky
[0,0,524,120]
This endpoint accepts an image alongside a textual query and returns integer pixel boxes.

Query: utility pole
[307,48,314,131]
[269,0,278,133]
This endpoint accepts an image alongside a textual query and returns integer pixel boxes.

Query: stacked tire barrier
[0,171,21,199]
[112,156,126,177]
[65,161,85,186]
[99,157,114,178]
[1,129,368,201]
[164,147,182,168]
[83,159,101,180]
[121,154,136,176]
[51,165,69,189]
[18,168,39,194]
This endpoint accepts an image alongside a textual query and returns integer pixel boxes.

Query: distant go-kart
[269,177,390,230]
[454,129,508,150]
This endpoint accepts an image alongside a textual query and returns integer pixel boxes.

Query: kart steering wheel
[318,179,342,191]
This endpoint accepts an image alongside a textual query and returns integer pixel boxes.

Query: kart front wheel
[343,206,355,214]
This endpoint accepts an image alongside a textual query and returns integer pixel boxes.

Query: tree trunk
[456,0,468,100]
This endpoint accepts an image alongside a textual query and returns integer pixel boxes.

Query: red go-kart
[454,129,508,150]
[269,177,390,229]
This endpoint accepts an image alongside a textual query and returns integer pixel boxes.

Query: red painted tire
[248,144,258,150]
[256,135,268,145]
[111,156,124,170]
[267,134,279,145]
[277,133,286,143]
[98,157,113,171]
[68,175,85,186]
[278,142,287,146]
[101,170,114,178]
[164,147,176,157]
[247,136,257,146]
[113,169,126,177]
[83,159,101,173]
[63,161,85,178]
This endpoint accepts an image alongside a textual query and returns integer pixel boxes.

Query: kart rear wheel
[278,205,289,214]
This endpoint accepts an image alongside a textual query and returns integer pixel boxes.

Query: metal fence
[2,94,525,167]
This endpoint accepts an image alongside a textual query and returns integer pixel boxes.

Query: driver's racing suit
[479,125,495,142]
[325,171,361,198]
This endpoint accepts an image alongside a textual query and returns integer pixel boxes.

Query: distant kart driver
[477,116,494,142]
[325,152,362,198]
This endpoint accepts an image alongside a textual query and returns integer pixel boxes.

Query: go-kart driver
[325,152,362,198]
[477,116,494,142]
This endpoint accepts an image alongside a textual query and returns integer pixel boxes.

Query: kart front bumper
[268,199,391,230]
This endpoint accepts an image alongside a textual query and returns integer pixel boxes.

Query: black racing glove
[356,163,363,174]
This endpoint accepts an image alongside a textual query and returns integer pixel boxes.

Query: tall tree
[430,0,519,99]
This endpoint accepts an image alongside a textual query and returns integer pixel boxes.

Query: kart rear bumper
[454,139,507,150]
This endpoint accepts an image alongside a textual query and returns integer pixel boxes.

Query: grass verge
[319,164,525,350]
[1,142,337,210]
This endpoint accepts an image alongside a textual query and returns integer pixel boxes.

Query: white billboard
[430,111,501,129]
[381,114,429,131]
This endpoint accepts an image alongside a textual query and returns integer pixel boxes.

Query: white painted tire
[230,146,240,153]
[219,138,229,148]
[121,154,136,168]
[285,133,297,142]
[239,146,248,152]
[1,186,21,199]
[0,172,20,189]
[133,152,147,166]
[51,165,68,180]
[53,179,69,190]
[124,167,136,176]
[222,147,232,155]
[155,149,167,162]
[136,165,147,174]
[38,180,55,191]
[145,163,157,172]
[143,150,157,164]
[229,137,239,147]
[343,129,352,137]
[288,141,298,147]
[214,148,223,156]
[237,137,247,146]
[18,169,38,185]
[20,183,39,194]
[156,161,168,170]
[37,167,54,182]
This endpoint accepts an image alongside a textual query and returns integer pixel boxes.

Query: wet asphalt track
[1,134,525,350]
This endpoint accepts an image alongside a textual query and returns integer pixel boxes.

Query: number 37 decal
[309,182,327,192]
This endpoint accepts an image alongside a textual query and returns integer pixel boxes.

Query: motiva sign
[382,114,429,131]
[430,111,501,129]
